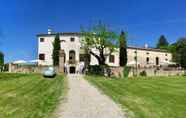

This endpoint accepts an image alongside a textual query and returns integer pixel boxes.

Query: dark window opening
[109,55,115,63]
[39,54,45,60]
[40,38,44,42]
[146,57,149,64]
[70,37,75,42]
[156,57,159,65]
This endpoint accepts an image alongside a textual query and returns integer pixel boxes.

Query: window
[109,55,115,63]
[39,54,45,60]
[165,54,168,56]
[134,51,137,53]
[165,58,168,61]
[146,52,149,55]
[70,37,75,42]
[146,57,149,64]
[156,57,159,65]
[40,38,44,42]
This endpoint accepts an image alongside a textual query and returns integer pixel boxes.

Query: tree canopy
[0,52,4,66]
[170,38,186,68]
[157,35,169,49]
[119,31,127,66]
[52,34,61,66]
[81,22,118,65]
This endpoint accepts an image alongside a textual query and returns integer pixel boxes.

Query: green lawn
[86,76,186,118]
[0,73,65,118]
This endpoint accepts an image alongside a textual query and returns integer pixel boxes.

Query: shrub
[139,70,147,76]
[123,66,130,78]
[88,65,110,76]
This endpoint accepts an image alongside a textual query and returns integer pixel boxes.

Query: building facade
[37,31,172,73]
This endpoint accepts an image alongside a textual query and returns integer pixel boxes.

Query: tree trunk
[99,49,106,65]
[90,50,106,66]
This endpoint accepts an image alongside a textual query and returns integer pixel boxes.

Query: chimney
[144,43,148,48]
[48,28,52,34]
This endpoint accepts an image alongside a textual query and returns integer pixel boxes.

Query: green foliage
[52,34,61,66]
[123,66,130,78]
[81,21,118,65]
[119,31,127,66]
[88,65,109,76]
[170,38,186,68]
[139,70,147,76]
[0,52,4,71]
[157,35,169,49]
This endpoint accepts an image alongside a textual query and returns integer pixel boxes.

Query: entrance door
[70,67,76,74]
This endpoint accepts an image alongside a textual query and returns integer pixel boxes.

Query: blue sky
[0,0,186,62]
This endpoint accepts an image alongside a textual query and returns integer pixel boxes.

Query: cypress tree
[157,35,169,49]
[119,31,127,66]
[0,52,4,71]
[52,33,61,66]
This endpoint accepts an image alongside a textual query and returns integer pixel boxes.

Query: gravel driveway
[55,74,125,118]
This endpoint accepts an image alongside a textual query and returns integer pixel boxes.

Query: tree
[0,52,4,71]
[172,38,186,69]
[119,31,127,66]
[81,22,118,65]
[157,35,169,49]
[52,34,61,66]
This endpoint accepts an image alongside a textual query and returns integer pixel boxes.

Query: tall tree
[52,34,61,66]
[119,31,127,66]
[157,35,169,49]
[0,52,4,71]
[172,38,186,69]
[81,22,118,65]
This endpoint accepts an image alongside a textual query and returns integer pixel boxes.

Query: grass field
[86,76,186,118]
[0,73,65,118]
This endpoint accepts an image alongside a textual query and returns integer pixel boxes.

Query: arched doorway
[69,50,76,64]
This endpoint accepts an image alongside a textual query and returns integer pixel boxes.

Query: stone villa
[37,29,172,73]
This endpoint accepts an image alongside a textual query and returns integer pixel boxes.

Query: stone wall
[8,63,59,74]
[110,66,185,78]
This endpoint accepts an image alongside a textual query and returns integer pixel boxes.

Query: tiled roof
[127,46,169,53]
[37,32,81,37]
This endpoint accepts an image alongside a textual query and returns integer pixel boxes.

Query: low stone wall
[8,63,185,77]
[136,68,185,77]
[110,66,185,77]
[8,63,59,74]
